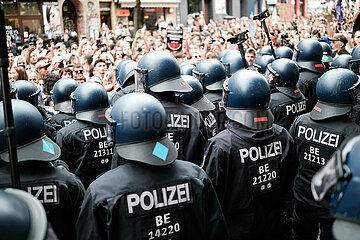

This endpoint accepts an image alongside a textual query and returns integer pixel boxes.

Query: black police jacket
[203,121,298,240]
[0,161,85,240]
[56,120,113,188]
[76,160,229,240]
[204,90,226,133]
[289,113,360,208]
[297,70,322,111]
[155,92,208,166]
[269,91,308,130]
[48,112,77,131]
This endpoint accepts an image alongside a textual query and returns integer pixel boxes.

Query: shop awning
[115,0,181,8]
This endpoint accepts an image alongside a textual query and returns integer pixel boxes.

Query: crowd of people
[2,5,360,240]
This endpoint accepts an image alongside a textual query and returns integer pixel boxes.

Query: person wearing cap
[293,38,326,111]
[77,92,228,240]
[177,75,217,137]
[311,135,360,240]
[35,61,50,82]
[329,33,350,57]
[0,100,85,240]
[56,82,112,188]
[268,59,309,131]
[112,51,207,167]
[289,68,360,240]
[202,69,298,239]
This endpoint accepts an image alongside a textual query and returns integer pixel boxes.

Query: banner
[43,2,62,37]
[167,28,183,51]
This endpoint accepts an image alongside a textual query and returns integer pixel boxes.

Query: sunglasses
[74,70,83,74]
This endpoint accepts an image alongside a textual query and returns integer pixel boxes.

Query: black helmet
[71,82,109,125]
[180,64,195,76]
[115,60,132,83]
[275,46,294,59]
[0,188,47,240]
[221,50,245,76]
[267,58,302,98]
[119,60,137,88]
[319,42,333,63]
[0,100,60,162]
[294,38,325,73]
[135,51,192,93]
[217,49,231,61]
[223,69,274,130]
[10,80,41,107]
[254,55,275,74]
[179,59,198,67]
[52,78,78,113]
[349,45,360,74]
[177,75,215,111]
[105,92,177,166]
[258,45,272,57]
[310,69,360,120]
[193,59,227,91]
[331,55,352,70]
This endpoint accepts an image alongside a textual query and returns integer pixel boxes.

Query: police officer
[253,55,275,74]
[268,58,308,130]
[0,188,48,240]
[193,59,227,133]
[275,46,293,59]
[180,63,195,76]
[348,45,360,125]
[320,41,333,71]
[203,70,298,240]
[289,69,360,240]
[110,60,137,106]
[257,45,273,57]
[0,100,85,240]
[11,80,57,140]
[178,75,217,137]
[56,82,112,188]
[132,50,207,166]
[48,78,78,131]
[217,49,231,61]
[293,38,326,110]
[311,135,360,240]
[221,50,245,77]
[77,92,228,240]
[330,54,351,69]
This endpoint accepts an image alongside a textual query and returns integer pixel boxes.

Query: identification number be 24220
[148,223,180,240]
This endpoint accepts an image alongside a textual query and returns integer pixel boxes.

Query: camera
[253,9,270,21]
[281,33,289,39]
[228,30,249,44]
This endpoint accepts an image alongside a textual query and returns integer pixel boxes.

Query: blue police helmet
[52,78,78,113]
[180,59,198,67]
[115,60,132,82]
[267,58,301,98]
[10,80,41,107]
[217,49,231,61]
[0,100,60,162]
[310,69,360,120]
[223,69,274,130]
[294,38,325,73]
[177,75,215,112]
[71,82,109,125]
[258,45,272,56]
[275,46,294,59]
[0,188,47,240]
[221,50,245,76]
[105,92,177,166]
[331,55,352,70]
[180,64,195,76]
[193,59,227,91]
[349,45,360,74]
[136,51,192,93]
[311,135,360,240]
[119,60,137,88]
[319,42,333,63]
[254,55,275,74]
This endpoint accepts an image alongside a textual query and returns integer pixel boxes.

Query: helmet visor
[105,107,116,147]
[192,70,206,86]
[348,76,360,103]
[134,67,148,92]
[311,136,356,201]
[70,91,76,114]
[222,78,229,108]
[223,63,231,77]
[350,61,360,75]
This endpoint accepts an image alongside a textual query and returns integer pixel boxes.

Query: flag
[335,0,343,23]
